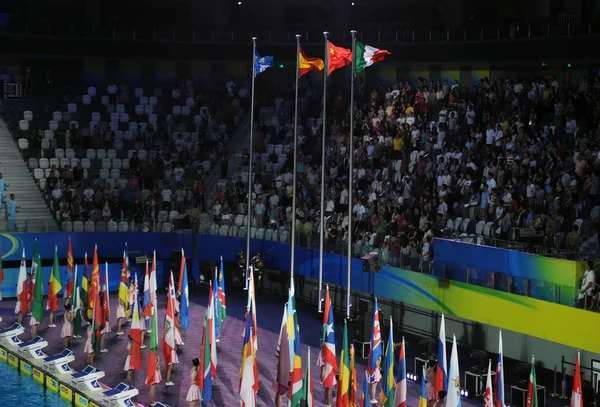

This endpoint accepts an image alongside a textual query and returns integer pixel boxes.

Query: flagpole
[346,30,357,319]
[290,34,301,281]
[318,31,329,314]
[245,36,258,291]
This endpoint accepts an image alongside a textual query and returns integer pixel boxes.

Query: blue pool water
[0,361,70,406]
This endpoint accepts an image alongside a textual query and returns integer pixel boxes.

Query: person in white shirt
[161,187,173,211]
[577,261,596,309]
[340,185,349,211]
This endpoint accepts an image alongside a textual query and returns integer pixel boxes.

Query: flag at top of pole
[322,285,337,389]
[367,298,383,382]
[571,351,583,407]
[436,314,448,392]
[526,356,538,407]
[494,331,505,407]
[65,237,74,298]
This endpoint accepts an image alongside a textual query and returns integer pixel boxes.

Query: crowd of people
[5,77,249,231]
[208,73,600,293]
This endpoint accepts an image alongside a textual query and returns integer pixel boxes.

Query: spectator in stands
[577,260,596,309]
[6,193,19,231]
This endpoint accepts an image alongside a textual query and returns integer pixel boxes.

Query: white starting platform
[102,382,139,407]
[17,335,49,360]
[71,364,106,393]
[0,323,25,347]
[43,349,75,375]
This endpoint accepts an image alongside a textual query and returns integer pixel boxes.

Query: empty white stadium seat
[194,115,202,125]
[84,221,95,232]
[101,95,109,105]
[62,112,71,122]
[68,103,77,113]
[172,89,181,99]
[87,86,97,96]
[120,113,129,123]
[172,106,182,116]
[49,120,58,131]
[102,159,111,169]
[143,105,153,115]
[18,138,28,149]
[149,96,158,106]
[140,96,148,106]
[82,95,92,105]
[41,139,50,150]
[28,158,38,169]
[107,221,117,232]
[91,112,101,122]
[23,110,33,121]
[65,149,75,159]
[99,169,109,180]
[73,221,84,232]
[112,159,122,169]
[122,159,130,169]
[182,106,191,116]
[55,148,65,159]
[107,149,117,160]
[19,120,29,131]
[44,130,54,140]
[52,111,62,121]
[49,158,59,168]
[114,140,124,150]
[39,178,46,191]
[116,104,125,114]
[110,169,120,179]
[60,158,70,168]
[97,149,107,159]
[118,222,129,232]
[86,149,96,159]
[39,158,49,169]
[134,88,143,98]
[135,105,143,115]
[109,122,118,131]
[63,221,73,232]
[81,158,91,169]
[128,122,138,133]
[138,150,147,160]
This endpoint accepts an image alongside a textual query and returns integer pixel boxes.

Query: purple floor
[0,288,488,407]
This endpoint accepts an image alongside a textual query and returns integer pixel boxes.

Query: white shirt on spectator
[486,129,495,145]
[173,167,185,182]
[162,188,172,202]
[340,188,348,204]
[579,268,596,299]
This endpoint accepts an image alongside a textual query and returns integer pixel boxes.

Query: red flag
[570,352,583,407]
[66,237,74,298]
[88,246,100,317]
[327,42,352,75]
[162,273,177,366]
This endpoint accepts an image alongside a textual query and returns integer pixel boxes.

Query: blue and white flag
[254,51,273,76]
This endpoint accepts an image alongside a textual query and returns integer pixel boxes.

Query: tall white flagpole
[318,31,329,314]
[245,37,258,291]
[346,30,357,319]
[290,34,301,281]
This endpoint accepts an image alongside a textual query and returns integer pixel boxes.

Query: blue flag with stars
[254,51,273,76]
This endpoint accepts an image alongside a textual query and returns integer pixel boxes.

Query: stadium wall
[0,232,597,374]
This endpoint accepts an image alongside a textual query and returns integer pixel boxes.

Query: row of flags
[254,38,390,77]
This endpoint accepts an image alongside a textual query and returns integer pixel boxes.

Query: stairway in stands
[0,119,58,232]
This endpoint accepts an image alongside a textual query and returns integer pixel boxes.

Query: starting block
[0,323,24,347]
[102,382,139,406]
[43,349,75,374]
[71,365,105,392]
[17,335,48,359]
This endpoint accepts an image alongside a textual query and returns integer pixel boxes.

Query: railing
[1,22,600,44]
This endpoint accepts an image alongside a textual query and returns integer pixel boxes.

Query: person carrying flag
[61,302,75,348]
[186,358,202,407]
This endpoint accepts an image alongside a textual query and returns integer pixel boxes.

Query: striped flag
[240,311,257,407]
[571,352,583,407]
[162,272,177,366]
[179,249,190,331]
[289,302,303,406]
[302,347,314,406]
[213,267,221,339]
[118,250,129,310]
[88,245,100,320]
[142,260,152,318]
[393,337,407,407]
[526,356,538,407]
[336,320,350,407]
[145,297,160,386]
[435,314,448,392]
[80,253,89,321]
[350,344,358,406]
[30,242,44,324]
[70,265,82,337]
[150,251,158,314]
[367,299,382,382]
[380,317,395,406]
[129,273,142,371]
[218,255,227,321]
[101,262,110,327]
[322,285,337,388]
[65,237,74,298]
[419,366,428,407]
[16,249,28,313]
[484,360,494,407]
[91,282,105,354]
[361,371,369,407]
[273,304,290,396]
[198,282,216,404]
[47,246,63,312]
[247,266,258,352]
[494,331,505,407]
[28,240,40,311]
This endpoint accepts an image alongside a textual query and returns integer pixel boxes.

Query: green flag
[70,265,82,336]
[527,356,538,407]
[31,241,44,324]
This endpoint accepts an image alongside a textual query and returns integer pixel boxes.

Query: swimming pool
[0,361,70,406]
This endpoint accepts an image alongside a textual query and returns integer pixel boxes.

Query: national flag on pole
[70,265,82,337]
[145,299,160,387]
[393,337,407,407]
[361,370,370,407]
[81,253,89,321]
[367,299,382,382]
[302,347,314,406]
[118,250,129,310]
[350,344,358,406]
[143,260,152,318]
[213,267,221,339]
[102,262,110,326]
[162,272,177,367]
[419,366,428,407]
[91,284,105,354]
[299,47,324,76]
[218,255,226,322]
[47,246,62,312]
[446,335,461,407]
[31,242,44,324]
[322,285,337,388]
[247,266,258,352]
[273,304,290,396]
[354,41,391,73]
[484,360,494,407]
[494,331,505,407]
[289,324,303,407]
[254,51,274,76]
[88,246,100,320]
[129,273,142,371]
[240,310,257,407]
[16,248,28,314]
[571,352,583,407]
[436,314,448,392]
[150,251,158,313]
[65,237,74,298]
[336,319,350,407]
[380,317,396,406]
[327,42,353,75]
[526,356,538,407]
[179,249,190,331]
[29,240,40,312]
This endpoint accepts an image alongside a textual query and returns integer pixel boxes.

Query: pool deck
[0,287,511,407]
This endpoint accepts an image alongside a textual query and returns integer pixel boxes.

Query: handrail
[1,22,599,44]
